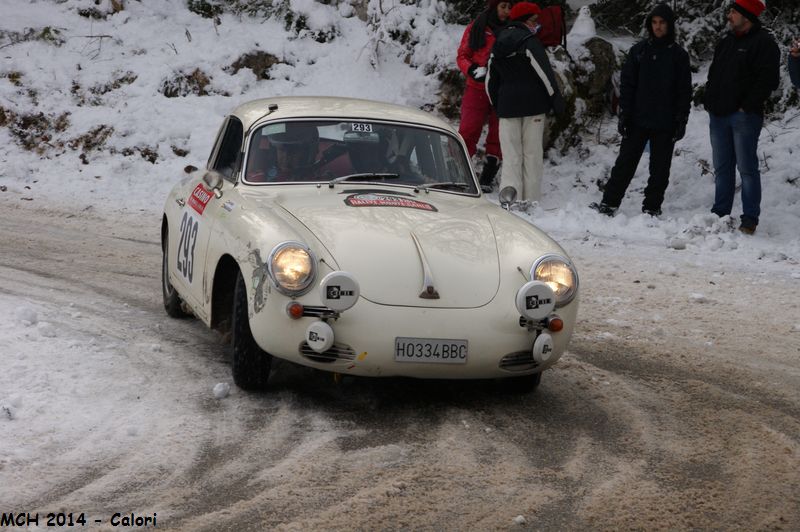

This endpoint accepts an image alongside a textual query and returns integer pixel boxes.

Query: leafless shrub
[68,125,114,163]
[121,145,159,164]
[72,72,138,106]
[0,27,65,49]
[160,68,219,97]
[227,51,281,80]
[8,111,71,154]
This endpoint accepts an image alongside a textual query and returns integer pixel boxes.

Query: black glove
[672,117,687,142]
[617,113,631,138]
[551,93,566,117]
[467,63,486,81]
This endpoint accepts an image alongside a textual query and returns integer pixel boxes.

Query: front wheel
[231,271,272,391]
[162,226,189,318]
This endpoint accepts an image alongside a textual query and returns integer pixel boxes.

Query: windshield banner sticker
[188,184,212,215]
[344,193,437,212]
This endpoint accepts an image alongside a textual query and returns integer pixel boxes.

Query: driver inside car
[265,124,320,181]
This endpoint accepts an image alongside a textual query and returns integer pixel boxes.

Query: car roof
[231,96,457,135]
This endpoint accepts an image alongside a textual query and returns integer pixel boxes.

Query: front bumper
[250,295,578,379]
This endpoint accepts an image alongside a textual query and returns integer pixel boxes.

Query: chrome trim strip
[410,232,440,299]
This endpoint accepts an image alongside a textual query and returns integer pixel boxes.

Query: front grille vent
[299,341,356,363]
[499,351,539,372]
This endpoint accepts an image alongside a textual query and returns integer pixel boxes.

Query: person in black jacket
[704,0,779,235]
[486,2,565,206]
[590,3,691,217]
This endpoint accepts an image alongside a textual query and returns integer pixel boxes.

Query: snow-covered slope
[2,0,797,265]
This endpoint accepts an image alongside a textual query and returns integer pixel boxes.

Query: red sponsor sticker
[344,193,437,212]
[187,183,213,215]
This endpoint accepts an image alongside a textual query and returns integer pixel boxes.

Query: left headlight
[531,254,578,307]
[268,241,317,296]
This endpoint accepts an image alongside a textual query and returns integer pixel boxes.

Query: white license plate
[394,337,468,364]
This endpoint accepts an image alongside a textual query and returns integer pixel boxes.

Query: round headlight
[268,241,317,295]
[531,254,578,307]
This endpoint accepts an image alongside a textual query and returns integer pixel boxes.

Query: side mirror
[203,170,224,199]
[499,186,517,209]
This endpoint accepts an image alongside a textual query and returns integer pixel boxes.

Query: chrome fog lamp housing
[531,254,578,307]
[268,241,317,295]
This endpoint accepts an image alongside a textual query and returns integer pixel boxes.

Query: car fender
[202,188,338,327]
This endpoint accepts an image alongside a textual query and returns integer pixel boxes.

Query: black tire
[231,271,272,391]
[504,371,542,394]
[162,226,189,318]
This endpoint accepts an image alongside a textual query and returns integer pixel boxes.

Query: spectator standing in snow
[486,2,565,207]
[789,38,800,88]
[590,3,691,218]
[704,0,779,235]
[457,0,512,192]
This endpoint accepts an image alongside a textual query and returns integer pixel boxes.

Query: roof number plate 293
[351,122,372,132]
[395,337,468,364]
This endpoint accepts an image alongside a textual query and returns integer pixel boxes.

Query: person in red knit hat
[704,0,779,235]
[456,0,512,192]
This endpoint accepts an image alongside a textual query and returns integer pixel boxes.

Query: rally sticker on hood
[344,193,437,212]
[188,183,213,215]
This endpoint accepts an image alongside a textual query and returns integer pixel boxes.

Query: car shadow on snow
[245,358,631,462]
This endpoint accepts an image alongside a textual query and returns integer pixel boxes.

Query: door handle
[175,198,185,207]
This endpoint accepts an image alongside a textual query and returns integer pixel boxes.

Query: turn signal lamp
[546,315,564,332]
[286,301,304,319]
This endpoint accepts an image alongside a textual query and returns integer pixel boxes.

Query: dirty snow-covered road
[1,203,798,530]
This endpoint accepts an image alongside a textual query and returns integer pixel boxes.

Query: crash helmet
[269,123,319,170]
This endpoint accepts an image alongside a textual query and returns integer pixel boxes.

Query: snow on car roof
[231,96,455,134]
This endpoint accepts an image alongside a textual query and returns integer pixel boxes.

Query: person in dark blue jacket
[790,38,800,89]
[704,0,779,235]
[590,3,691,217]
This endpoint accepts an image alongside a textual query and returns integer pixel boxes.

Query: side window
[211,117,244,181]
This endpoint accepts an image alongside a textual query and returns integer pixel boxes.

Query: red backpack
[537,5,567,48]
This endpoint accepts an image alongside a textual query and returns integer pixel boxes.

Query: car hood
[274,189,500,308]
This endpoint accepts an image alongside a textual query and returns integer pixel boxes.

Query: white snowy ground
[1,0,799,524]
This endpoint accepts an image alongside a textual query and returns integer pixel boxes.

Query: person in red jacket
[457,0,512,192]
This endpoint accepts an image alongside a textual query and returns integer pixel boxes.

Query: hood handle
[410,232,440,300]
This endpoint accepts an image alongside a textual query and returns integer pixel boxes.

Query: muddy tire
[231,271,272,391]
[162,226,189,318]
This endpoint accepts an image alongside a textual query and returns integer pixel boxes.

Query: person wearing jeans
[703,0,779,234]
[790,38,800,89]
[709,111,764,227]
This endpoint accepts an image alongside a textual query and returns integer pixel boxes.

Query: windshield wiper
[416,182,472,193]
[328,173,400,187]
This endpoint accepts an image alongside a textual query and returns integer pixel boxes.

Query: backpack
[537,5,567,48]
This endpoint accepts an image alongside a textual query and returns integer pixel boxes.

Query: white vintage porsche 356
[161,96,579,392]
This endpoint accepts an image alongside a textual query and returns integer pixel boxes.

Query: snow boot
[589,201,617,217]
[479,155,499,193]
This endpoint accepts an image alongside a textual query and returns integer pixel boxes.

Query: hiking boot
[738,223,756,235]
[589,201,617,217]
[479,155,499,192]
[642,207,662,217]
[510,200,537,213]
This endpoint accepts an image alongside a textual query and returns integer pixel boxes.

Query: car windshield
[243,119,476,193]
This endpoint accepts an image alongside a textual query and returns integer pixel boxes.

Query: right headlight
[268,241,317,296]
[531,254,578,307]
